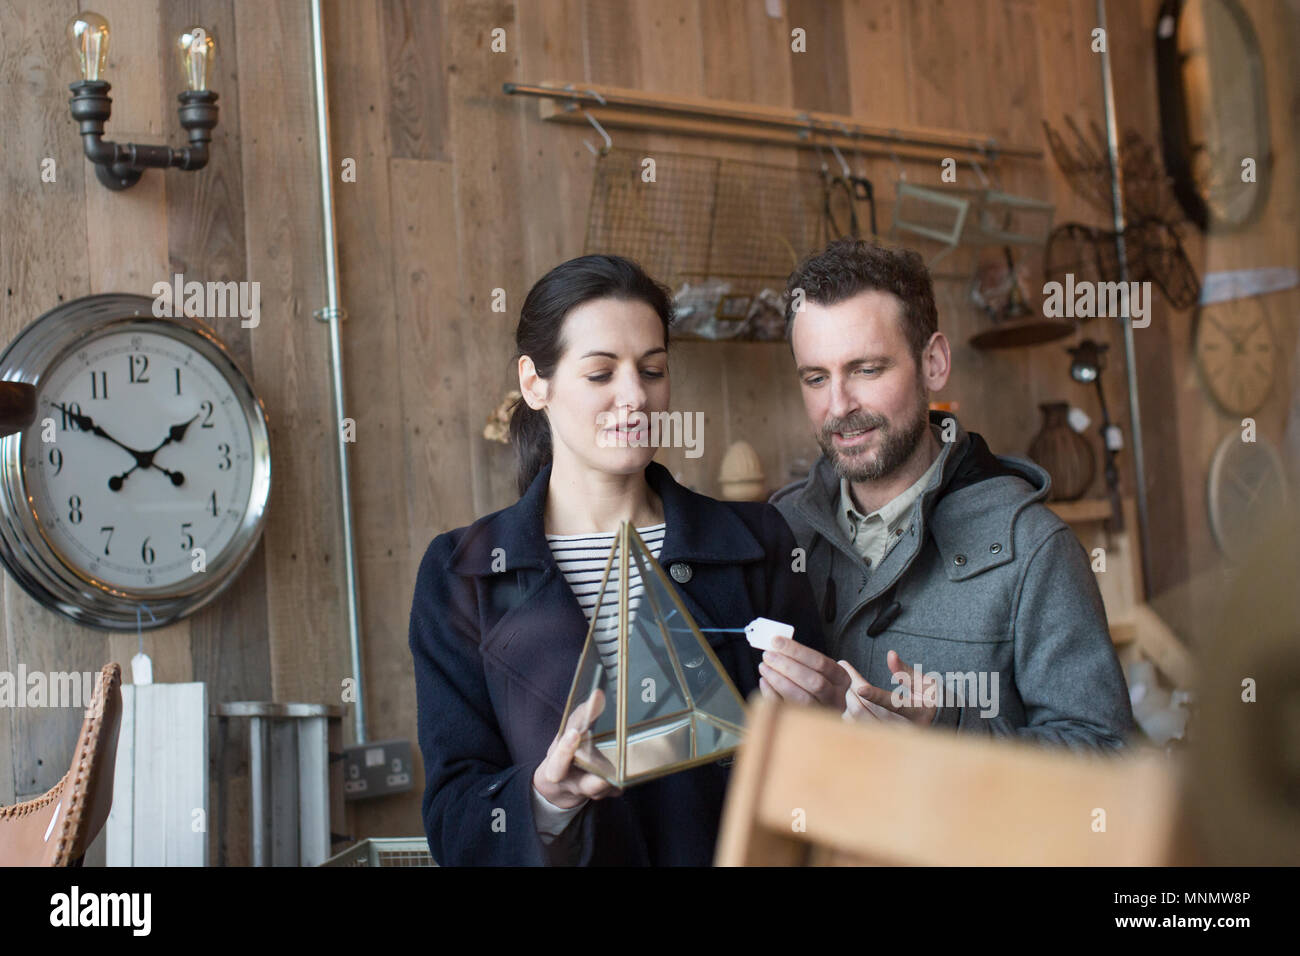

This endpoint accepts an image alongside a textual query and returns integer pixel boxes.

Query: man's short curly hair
[784,238,938,365]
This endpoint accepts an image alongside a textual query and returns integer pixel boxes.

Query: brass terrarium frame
[558,522,748,787]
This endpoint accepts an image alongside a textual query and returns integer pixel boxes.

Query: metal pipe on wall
[309,0,367,743]
[1096,0,1153,599]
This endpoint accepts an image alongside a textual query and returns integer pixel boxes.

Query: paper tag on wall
[745,617,793,651]
[1067,406,1091,433]
[131,652,153,685]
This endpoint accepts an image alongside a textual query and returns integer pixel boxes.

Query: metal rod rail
[504,81,1043,161]
[1097,0,1153,600]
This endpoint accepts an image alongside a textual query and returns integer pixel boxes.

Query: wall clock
[1193,297,1276,415]
[1207,430,1287,564]
[0,293,271,630]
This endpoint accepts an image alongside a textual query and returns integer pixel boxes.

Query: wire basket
[583,147,856,295]
[319,837,438,867]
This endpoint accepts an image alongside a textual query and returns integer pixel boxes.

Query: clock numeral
[181,522,194,550]
[208,490,218,517]
[128,353,150,383]
[217,443,231,471]
[59,401,83,432]
[175,368,183,396]
[141,537,155,566]
[48,447,63,476]
[67,495,83,525]
[89,370,108,400]
[200,400,215,428]
[99,525,114,556]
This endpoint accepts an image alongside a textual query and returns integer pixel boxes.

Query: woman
[408,254,837,865]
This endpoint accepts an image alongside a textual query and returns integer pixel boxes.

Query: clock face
[1208,432,1288,564]
[1194,299,1276,415]
[25,328,255,592]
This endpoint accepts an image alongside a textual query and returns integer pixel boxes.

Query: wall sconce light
[67,12,219,191]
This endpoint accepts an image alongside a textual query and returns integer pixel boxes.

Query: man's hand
[757,635,852,709]
[837,651,938,727]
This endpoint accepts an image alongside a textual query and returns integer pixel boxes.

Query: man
[762,238,1134,750]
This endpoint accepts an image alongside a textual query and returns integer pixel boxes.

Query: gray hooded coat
[770,410,1135,751]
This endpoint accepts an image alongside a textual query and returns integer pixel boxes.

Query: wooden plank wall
[0,0,343,865]
[1,0,1294,854]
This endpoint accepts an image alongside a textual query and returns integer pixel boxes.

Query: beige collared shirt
[836,446,944,567]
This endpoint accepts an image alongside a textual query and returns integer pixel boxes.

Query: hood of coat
[771,410,1053,582]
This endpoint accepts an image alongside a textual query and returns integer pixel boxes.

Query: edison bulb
[68,11,110,82]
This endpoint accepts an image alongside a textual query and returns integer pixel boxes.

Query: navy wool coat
[408,459,827,865]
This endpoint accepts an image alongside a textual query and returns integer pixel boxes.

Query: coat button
[669,562,693,583]
[989,542,1002,554]
[953,553,967,566]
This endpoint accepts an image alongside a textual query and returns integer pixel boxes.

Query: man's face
[791,289,932,483]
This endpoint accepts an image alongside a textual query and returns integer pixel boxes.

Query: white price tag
[131,652,153,685]
[745,617,793,652]
[1105,425,1124,450]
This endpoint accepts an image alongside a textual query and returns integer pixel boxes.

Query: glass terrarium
[559,522,748,787]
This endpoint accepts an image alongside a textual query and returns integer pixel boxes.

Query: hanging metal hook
[887,129,907,182]
[829,121,852,177]
[582,109,612,155]
[580,88,611,155]
[560,85,612,156]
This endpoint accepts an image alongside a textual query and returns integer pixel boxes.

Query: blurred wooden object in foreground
[716,697,1189,866]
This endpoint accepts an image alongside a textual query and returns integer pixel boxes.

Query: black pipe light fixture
[67,12,219,191]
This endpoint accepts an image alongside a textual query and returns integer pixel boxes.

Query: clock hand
[133,414,198,487]
[108,459,184,491]
[54,403,151,466]
[146,414,199,455]
[1205,314,1244,351]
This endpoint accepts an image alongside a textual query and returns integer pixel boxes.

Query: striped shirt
[545,522,666,683]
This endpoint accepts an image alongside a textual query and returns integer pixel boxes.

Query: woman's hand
[532,688,623,809]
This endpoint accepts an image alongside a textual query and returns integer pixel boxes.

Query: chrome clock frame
[0,293,271,630]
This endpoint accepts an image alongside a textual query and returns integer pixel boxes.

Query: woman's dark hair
[509,254,674,496]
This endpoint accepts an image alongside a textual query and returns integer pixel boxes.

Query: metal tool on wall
[888,148,1054,273]
[812,122,878,242]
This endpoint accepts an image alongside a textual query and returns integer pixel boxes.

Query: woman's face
[531,296,670,477]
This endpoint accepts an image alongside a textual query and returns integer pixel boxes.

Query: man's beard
[818,390,931,483]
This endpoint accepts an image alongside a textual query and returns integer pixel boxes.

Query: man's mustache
[821,412,888,441]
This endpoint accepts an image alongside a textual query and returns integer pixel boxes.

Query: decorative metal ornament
[559,522,748,787]
[0,294,271,629]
